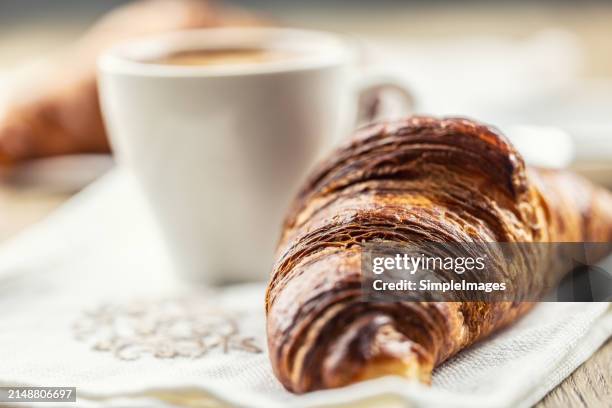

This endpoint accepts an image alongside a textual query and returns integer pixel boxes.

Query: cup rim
[98,27,357,78]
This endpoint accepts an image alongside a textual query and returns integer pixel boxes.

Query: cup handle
[354,70,416,126]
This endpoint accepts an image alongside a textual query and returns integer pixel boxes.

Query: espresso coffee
[149,48,293,66]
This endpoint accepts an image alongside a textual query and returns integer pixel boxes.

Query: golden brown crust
[0,0,263,164]
[265,116,612,393]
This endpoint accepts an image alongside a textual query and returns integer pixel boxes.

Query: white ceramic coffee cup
[98,27,412,284]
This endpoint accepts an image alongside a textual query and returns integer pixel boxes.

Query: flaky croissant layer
[265,116,612,393]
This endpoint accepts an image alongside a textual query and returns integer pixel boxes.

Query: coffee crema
[147,48,295,66]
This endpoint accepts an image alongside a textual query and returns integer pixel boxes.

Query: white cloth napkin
[0,169,610,408]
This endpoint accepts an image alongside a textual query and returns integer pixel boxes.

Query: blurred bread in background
[0,0,261,165]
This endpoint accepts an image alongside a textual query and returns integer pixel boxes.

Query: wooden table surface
[537,340,611,408]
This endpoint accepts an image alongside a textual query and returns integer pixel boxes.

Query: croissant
[0,0,261,164]
[265,116,612,393]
